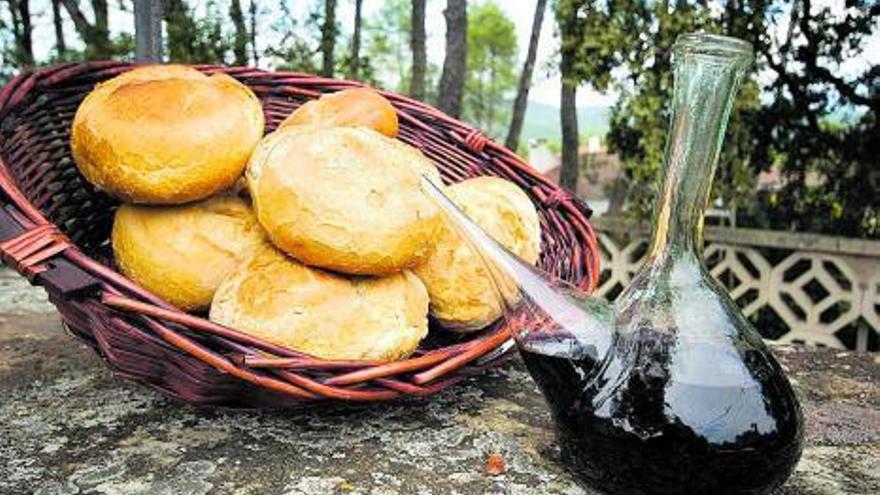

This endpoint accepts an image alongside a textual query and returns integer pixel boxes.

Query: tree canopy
[558,0,879,238]
[462,1,518,138]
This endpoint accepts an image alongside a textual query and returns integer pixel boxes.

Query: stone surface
[0,271,878,494]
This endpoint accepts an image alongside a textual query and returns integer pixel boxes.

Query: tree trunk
[321,0,337,77]
[559,82,579,191]
[229,0,248,65]
[348,0,363,79]
[437,0,467,117]
[21,0,34,66]
[60,0,112,57]
[7,1,22,62]
[91,0,107,30]
[557,0,580,192]
[15,0,34,67]
[134,0,163,61]
[559,50,580,192]
[249,0,258,65]
[90,0,110,54]
[59,0,89,35]
[409,0,426,100]
[51,0,67,55]
[505,0,546,152]
[8,0,19,39]
[8,0,35,66]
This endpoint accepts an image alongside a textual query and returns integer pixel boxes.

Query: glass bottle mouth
[673,33,754,64]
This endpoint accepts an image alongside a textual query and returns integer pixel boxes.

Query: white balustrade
[593,216,880,351]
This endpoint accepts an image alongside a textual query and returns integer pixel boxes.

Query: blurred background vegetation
[1,0,878,239]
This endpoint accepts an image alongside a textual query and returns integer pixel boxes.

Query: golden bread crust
[247,126,442,275]
[279,88,398,137]
[414,177,542,331]
[210,247,429,361]
[112,195,267,311]
[71,65,264,204]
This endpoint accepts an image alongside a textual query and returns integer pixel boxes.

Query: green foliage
[360,0,437,95]
[0,10,29,70]
[338,52,378,86]
[740,1,880,238]
[0,15,24,82]
[229,0,249,65]
[265,0,320,73]
[565,0,879,238]
[364,0,411,91]
[600,0,727,220]
[555,0,644,91]
[0,10,131,84]
[164,0,231,64]
[516,140,530,160]
[462,1,518,138]
[359,1,411,91]
[107,33,135,59]
[543,138,562,156]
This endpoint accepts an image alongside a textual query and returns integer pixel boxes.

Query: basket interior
[0,64,598,405]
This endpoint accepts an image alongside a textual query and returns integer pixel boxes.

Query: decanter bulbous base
[525,256,803,495]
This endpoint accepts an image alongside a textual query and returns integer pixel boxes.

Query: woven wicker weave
[0,62,600,408]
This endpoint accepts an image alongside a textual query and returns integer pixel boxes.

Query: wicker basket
[0,62,600,408]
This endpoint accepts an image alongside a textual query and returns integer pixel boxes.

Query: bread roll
[279,88,398,137]
[247,126,442,275]
[414,177,542,331]
[112,195,266,311]
[71,65,264,204]
[210,247,429,361]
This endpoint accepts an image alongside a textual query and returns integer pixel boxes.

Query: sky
[10,0,879,109]
[13,0,617,108]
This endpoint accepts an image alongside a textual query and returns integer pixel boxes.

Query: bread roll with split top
[71,64,264,204]
[210,246,429,361]
[112,195,266,311]
[246,126,442,275]
[414,176,542,331]
[279,87,398,137]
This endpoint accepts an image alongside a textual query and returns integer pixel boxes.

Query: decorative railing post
[134,0,164,62]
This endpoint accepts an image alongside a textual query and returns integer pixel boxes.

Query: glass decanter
[421,33,803,495]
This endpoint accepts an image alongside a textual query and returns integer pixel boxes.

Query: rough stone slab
[0,268,55,315]
[0,274,878,494]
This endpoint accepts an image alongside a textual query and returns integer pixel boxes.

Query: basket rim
[0,61,600,405]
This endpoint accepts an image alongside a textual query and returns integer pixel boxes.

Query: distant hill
[519,100,610,144]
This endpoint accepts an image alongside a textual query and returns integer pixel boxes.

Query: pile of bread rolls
[72,65,542,362]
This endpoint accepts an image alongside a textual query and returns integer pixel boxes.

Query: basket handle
[0,206,101,300]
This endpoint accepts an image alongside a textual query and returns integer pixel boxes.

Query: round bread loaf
[279,88,398,137]
[414,177,542,331]
[112,195,267,311]
[210,247,429,361]
[246,126,442,275]
[71,65,264,204]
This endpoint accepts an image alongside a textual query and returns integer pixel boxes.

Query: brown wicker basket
[0,61,600,408]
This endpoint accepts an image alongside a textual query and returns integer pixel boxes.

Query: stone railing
[593,216,880,351]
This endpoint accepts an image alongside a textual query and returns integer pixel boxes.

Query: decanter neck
[647,34,752,263]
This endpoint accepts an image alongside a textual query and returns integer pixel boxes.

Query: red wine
[520,329,803,495]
